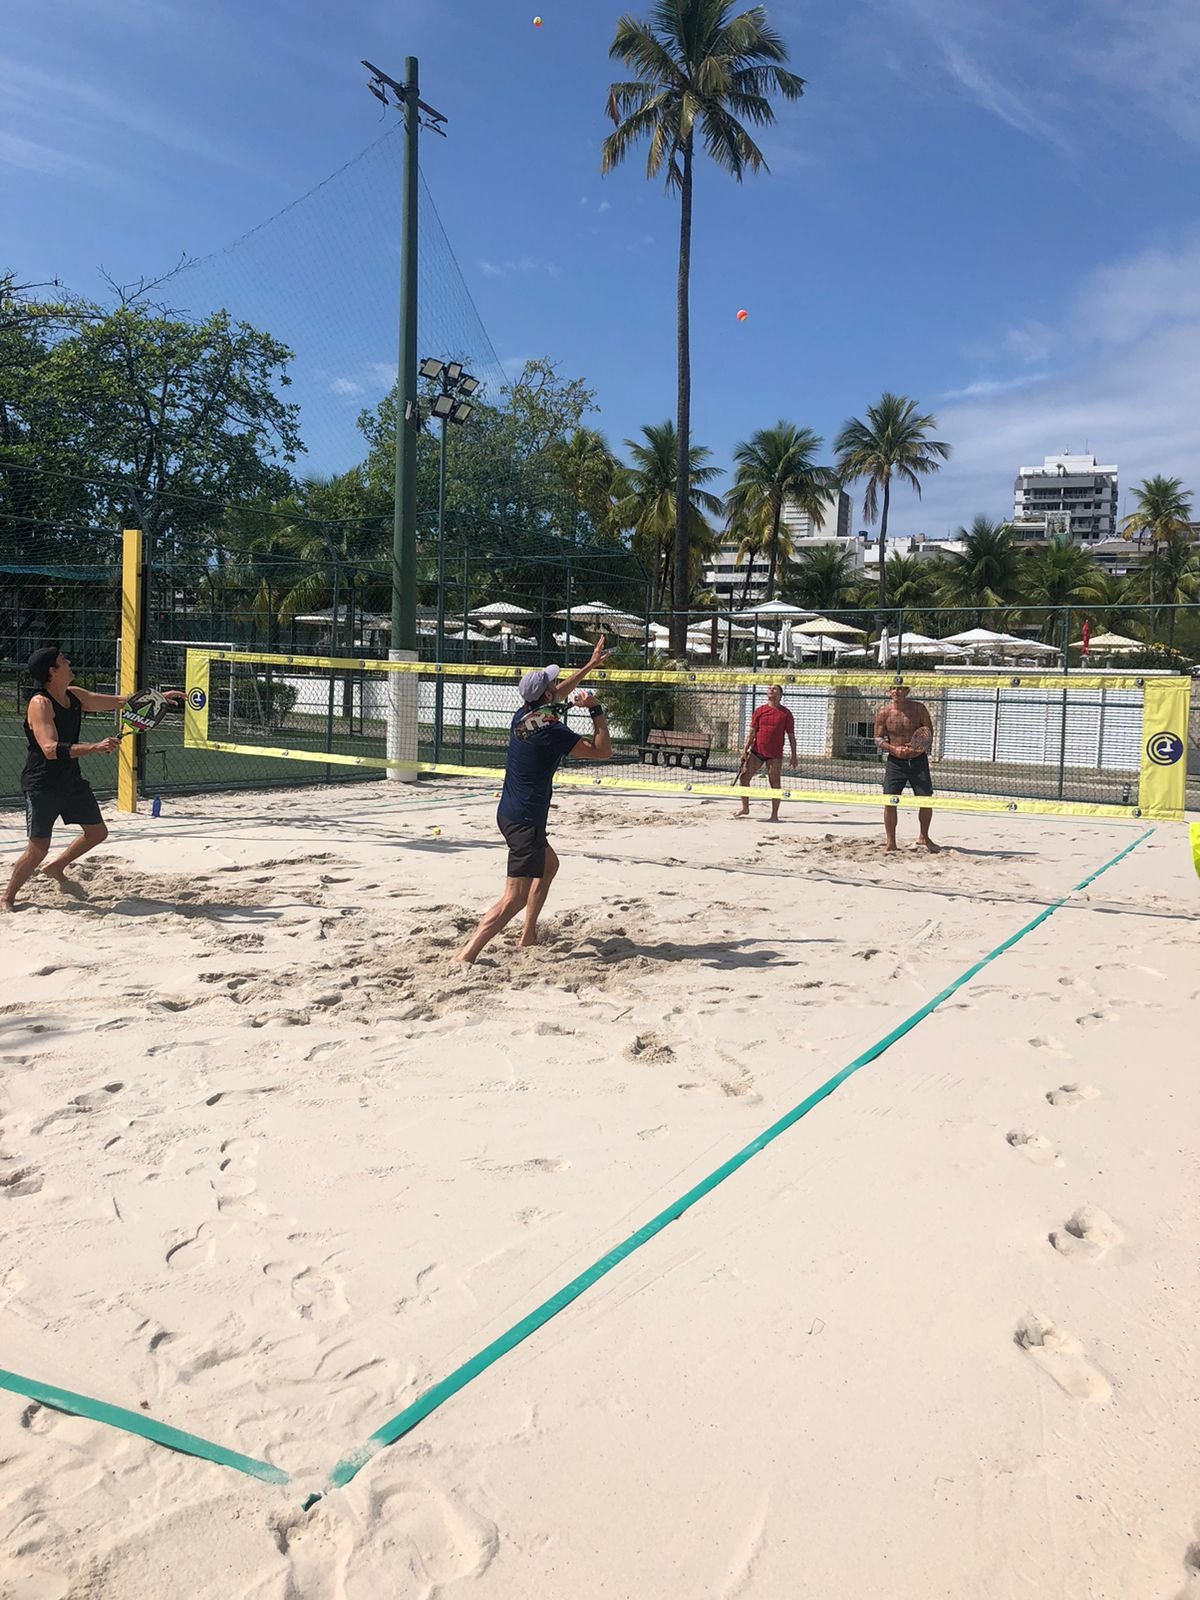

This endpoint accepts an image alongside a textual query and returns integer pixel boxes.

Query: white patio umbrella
[444,628,495,644]
[470,601,536,619]
[1074,631,1143,653]
[730,600,817,622]
[876,632,967,660]
[794,633,852,656]
[941,627,1024,647]
[794,615,867,637]
[552,631,593,648]
[552,601,641,621]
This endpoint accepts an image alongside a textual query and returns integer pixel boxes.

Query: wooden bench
[638,728,712,770]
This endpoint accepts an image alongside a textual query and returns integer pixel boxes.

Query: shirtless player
[873,684,939,853]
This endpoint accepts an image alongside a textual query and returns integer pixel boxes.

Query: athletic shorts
[883,754,933,798]
[23,782,103,838]
[748,748,782,766]
[497,813,549,879]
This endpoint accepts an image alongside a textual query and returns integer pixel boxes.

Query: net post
[1138,675,1189,820]
[386,651,419,781]
[117,528,143,814]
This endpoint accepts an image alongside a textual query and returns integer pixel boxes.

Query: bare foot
[0,898,16,914]
[451,948,475,965]
[918,838,940,853]
[733,810,750,818]
[517,933,540,949]
[882,842,897,854]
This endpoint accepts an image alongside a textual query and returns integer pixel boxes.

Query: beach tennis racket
[118,689,173,737]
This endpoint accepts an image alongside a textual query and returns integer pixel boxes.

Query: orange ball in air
[533,14,542,23]
[736,309,748,322]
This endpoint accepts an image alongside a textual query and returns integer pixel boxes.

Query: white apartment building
[861,533,965,570]
[1012,452,1118,543]
[705,490,856,604]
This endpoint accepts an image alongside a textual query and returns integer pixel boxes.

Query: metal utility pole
[363,58,446,777]
[362,59,447,655]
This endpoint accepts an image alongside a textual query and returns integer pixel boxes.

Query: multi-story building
[861,533,965,570]
[704,490,856,604]
[1011,452,1118,543]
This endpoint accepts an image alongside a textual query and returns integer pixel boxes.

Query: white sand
[1,781,1197,1599]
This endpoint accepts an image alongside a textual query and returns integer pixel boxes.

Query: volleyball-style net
[182,649,1191,820]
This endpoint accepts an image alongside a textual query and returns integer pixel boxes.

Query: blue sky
[4,0,1199,536]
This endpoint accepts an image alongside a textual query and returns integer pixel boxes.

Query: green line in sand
[316,826,1155,1502]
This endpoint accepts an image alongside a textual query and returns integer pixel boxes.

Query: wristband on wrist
[588,705,606,718]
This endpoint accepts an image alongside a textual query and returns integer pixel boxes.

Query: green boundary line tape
[0,1367,288,1485]
[0,827,1156,1500]
[317,825,1155,1503]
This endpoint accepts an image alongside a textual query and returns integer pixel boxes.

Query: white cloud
[329,377,363,397]
[896,237,1200,534]
[477,256,558,280]
[874,0,1200,152]
[0,130,122,188]
[598,200,612,213]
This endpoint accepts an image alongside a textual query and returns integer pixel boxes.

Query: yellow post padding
[1138,677,1189,821]
[117,529,142,814]
[183,650,211,750]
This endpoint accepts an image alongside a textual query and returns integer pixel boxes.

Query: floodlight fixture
[450,400,474,426]
[458,375,480,397]
[430,392,456,420]
[419,357,445,381]
[445,361,464,384]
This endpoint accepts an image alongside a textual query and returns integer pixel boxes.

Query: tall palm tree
[724,422,835,600]
[833,393,950,613]
[1020,539,1103,641]
[936,516,1021,625]
[785,543,854,610]
[602,1,805,651]
[1127,533,1200,644]
[1120,475,1193,606]
[729,516,769,606]
[882,552,941,612]
[616,420,724,611]
[551,427,624,537]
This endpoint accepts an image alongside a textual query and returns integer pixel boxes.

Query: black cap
[27,647,61,685]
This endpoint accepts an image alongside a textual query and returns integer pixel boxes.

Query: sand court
[0,783,1196,1597]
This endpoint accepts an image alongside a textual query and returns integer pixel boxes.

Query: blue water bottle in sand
[151,795,161,818]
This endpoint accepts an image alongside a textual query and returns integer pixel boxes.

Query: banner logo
[187,687,207,711]
[1145,731,1183,766]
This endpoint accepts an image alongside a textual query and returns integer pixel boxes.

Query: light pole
[418,358,478,761]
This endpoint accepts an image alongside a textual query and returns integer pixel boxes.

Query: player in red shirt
[736,684,797,821]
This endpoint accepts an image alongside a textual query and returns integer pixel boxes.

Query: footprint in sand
[272,1501,355,1600]
[1006,1129,1062,1166]
[625,1031,675,1064]
[165,1221,218,1269]
[1,1166,45,1199]
[1050,1206,1122,1263]
[73,1082,124,1112]
[1180,1541,1200,1599]
[372,1480,500,1589]
[1045,1083,1099,1108]
[1015,1315,1111,1401]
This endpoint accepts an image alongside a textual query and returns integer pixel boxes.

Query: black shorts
[497,813,549,879]
[24,782,103,838]
[883,754,933,798]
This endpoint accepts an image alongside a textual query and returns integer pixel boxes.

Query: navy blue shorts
[24,782,103,839]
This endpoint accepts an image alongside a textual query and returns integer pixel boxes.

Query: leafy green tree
[833,393,950,612]
[38,293,302,547]
[615,421,723,611]
[785,543,855,609]
[1121,475,1193,606]
[1019,538,1103,639]
[551,427,624,538]
[724,422,834,599]
[1125,531,1200,645]
[881,552,941,615]
[602,0,805,651]
[936,516,1020,622]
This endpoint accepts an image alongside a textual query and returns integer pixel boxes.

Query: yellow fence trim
[192,648,1161,695]
[117,529,142,814]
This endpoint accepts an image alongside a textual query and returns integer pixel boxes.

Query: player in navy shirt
[455,635,612,964]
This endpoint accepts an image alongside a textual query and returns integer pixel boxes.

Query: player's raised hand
[587,633,609,666]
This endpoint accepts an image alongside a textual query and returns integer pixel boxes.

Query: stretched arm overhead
[72,686,185,714]
[557,635,609,703]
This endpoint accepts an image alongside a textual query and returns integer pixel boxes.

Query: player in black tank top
[3,647,182,912]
